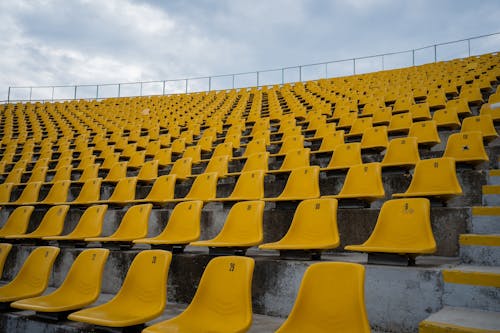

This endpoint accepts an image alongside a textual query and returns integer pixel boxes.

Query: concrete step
[471,206,500,234]
[443,265,500,312]
[488,169,500,185]
[483,185,500,206]
[419,306,500,333]
[460,234,500,266]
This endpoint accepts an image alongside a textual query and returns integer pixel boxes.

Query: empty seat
[0,183,14,203]
[0,246,60,308]
[345,198,436,264]
[44,205,108,244]
[70,178,102,205]
[25,166,48,184]
[85,203,153,246]
[432,108,461,129]
[190,200,264,255]
[3,168,23,185]
[0,206,35,238]
[407,120,441,146]
[322,143,362,171]
[7,182,42,205]
[360,126,389,151]
[265,166,320,201]
[203,154,229,177]
[259,198,339,259]
[242,139,267,157]
[324,163,385,204]
[211,142,233,159]
[143,256,254,333]
[393,157,462,199]
[103,162,128,183]
[172,172,218,202]
[4,205,69,241]
[135,175,176,205]
[443,131,489,164]
[274,135,304,156]
[409,102,431,121]
[134,200,203,251]
[183,145,201,164]
[68,250,172,328]
[0,243,12,278]
[100,177,137,205]
[388,113,412,134]
[137,160,158,182]
[211,170,265,202]
[314,130,345,154]
[275,262,370,333]
[269,148,310,173]
[346,117,373,138]
[381,137,420,169]
[11,249,110,315]
[50,165,73,183]
[236,152,269,174]
[461,115,499,142]
[39,180,71,204]
[168,157,192,180]
[75,164,100,183]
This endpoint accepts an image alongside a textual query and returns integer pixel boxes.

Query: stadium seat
[275,262,370,333]
[392,157,462,200]
[360,126,389,151]
[137,160,159,182]
[85,203,152,246]
[168,157,192,180]
[0,243,12,278]
[68,250,172,328]
[135,175,176,205]
[4,205,69,241]
[323,163,385,204]
[388,113,412,134]
[103,162,128,183]
[443,131,489,164]
[409,102,431,121]
[25,166,48,184]
[143,256,254,333]
[155,148,172,167]
[43,205,108,244]
[242,139,267,157]
[274,135,304,156]
[346,117,373,138]
[211,170,265,202]
[203,154,229,177]
[70,178,102,205]
[322,143,362,171]
[50,165,73,183]
[11,249,110,317]
[3,168,23,185]
[259,198,339,259]
[7,182,42,205]
[432,108,461,129]
[0,246,60,308]
[314,130,345,154]
[407,120,441,146]
[269,148,310,173]
[480,103,500,122]
[0,206,35,238]
[345,198,436,265]
[380,137,420,169]
[461,115,499,142]
[75,164,100,183]
[171,172,218,202]
[0,183,14,203]
[99,177,137,205]
[134,200,203,251]
[183,145,201,164]
[39,180,71,204]
[190,200,264,255]
[265,166,320,201]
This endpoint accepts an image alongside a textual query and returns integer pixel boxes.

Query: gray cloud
[1,0,499,101]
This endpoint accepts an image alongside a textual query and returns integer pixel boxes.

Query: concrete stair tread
[445,264,500,274]
[460,234,500,246]
[483,185,500,194]
[420,306,500,332]
[472,206,500,215]
[443,264,500,288]
[489,169,500,177]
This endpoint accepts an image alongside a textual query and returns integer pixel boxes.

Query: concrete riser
[443,283,500,312]
[470,215,500,234]
[460,245,500,266]
[482,194,500,206]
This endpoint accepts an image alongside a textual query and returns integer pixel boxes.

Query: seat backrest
[348,117,373,136]
[128,151,146,168]
[241,152,269,173]
[461,115,498,139]
[197,136,214,152]
[66,204,108,238]
[144,175,176,202]
[171,138,186,154]
[179,256,255,332]
[212,142,233,158]
[228,170,265,200]
[338,163,385,200]
[0,243,12,278]
[109,203,152,239]
[443,131,488,163]
[0,206,35,237]
[185,172,218,201]
[388,113,413,132]
[381,137,420,168]
[145,140,161,156]
[76,155,96,170]
[276,262,370,333]
[72,178,102,203]
[209,201,264,245]
[137,160,159,181]
[355,198,436,253]
[107,177,137,202]
[100,153,120,169]
[54,157,73,170]
[277,135,304,155]
[41,180,71,204]
[155,148,172,166]
[204,155,229,177]
[169,157,192,179]
[277,166,320,200]
[279,148,310,171]
[409,102,431,120]
[407,120,441,145]
[104,162,128,182]
[155,200,203,242]
[326,143,362,170]
[432,108,461,128]
[0,183,14,203]
[5,168,23,184]
[313,123,336,139]
[15,181,42,203]
[183,146,201,164]
[78,164,100,182]
[27,166,48,183]
[360,126,388,150]
[51,165,73,183]
[243,139,266,157]
[28,205,70,237]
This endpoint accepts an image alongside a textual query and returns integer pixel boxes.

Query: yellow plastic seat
[480,103,500,122]
[173,172,218,202]
[407,120,441,146]
[203,155,229,177]
[388,113,413,134]
[392,96,414,114]
[372,107,392,125]
[345,198,436,256]
[183,145,201,164]
[426,91,447,109]
[0,246,60,305]
[459,86,483,105]
[446,98,472,116]
[100,177,137,205]
[197,136,214,153]
[75,164,100,183]
[44,205,108,242]
[381,137,420,169]
[53,156,73,171]
[25,166,48,184]
[137,160,158,182]
[171,138,186,154]
[225,133,241,149]
[169,157,192,180]
[212,142,233,159]
[432,108,461,129]
[311,123,336,140]
[461,115,499,142]
[155,148,172,167]
[190,201,264,253]
[5,205,69,240]
[86,203,153,244]
[237,152,269,174]
[269,148,310,174]
[259,198,339,255]
[336,112,358,130]
[68,250,172,328]
[11,248,110,314]
[0,206,35,238]
[135,175,176,205]
[0,243,12,278]
[134,200,203,249]
[242,139,267,157]
[100,152,120,170]
[409,103,431,121]
[265,166,320,201]
[360,126,388,151]
[322,143,362,171]
[71,178,102,205]
[38,180,70,205]
[443,131,489,164]
[211,170,265,202]
[275,135,304,156]
[0,183,14,203]
[145,140,161,157]
[74,155,96,171]
[346,117,373,138]
[275,262,370,333]
[143,256,254,333]
[9,182,42,205]
[50,165,73,183]
[127,151,146,169]
[393,157,462,199]
[4,168,23,185]
[103,162,128,183]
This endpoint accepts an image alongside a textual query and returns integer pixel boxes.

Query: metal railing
[4,31,500,103]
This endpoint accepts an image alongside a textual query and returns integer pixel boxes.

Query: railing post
[185,79,188,93]
[434,44,437,62]
[353,59,356,74]
[381,55,385,70]
[281,68,284,85]
[412,49,415,66]
[232,74,235,89]
[140,82,143,96]
[468,39,471,57]
[325,63,328,78]
[256,71,259,87]
[96,85,99,99]
[74,86,77,100]
[7,87,10,102]
[51,87,54,102]
[162,81,166,95]
[299,66,302,82]
[118,84,121,98]
[208,77,211,91]
[29,87,32,101]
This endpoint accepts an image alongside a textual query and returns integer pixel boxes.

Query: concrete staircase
[419,168,500,333]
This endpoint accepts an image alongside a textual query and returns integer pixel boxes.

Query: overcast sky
[1,0,500,101]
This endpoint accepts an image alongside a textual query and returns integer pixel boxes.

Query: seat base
[35,310,72,322]
[150,244,186,254]
[0,303,22,312]
[367,252,416,266]
[90,323,145,333]
[101,242,134,250]
[208,247,247,256]
[56,240,88,248]
[337,198,371,208]
[279,250,321,260]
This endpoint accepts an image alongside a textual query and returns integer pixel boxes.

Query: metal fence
[4,31,500,103]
